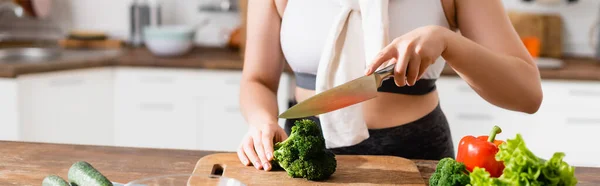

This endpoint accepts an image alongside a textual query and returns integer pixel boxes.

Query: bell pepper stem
[488,125,502,143]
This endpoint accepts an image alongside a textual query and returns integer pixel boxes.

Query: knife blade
[278,64,395,119]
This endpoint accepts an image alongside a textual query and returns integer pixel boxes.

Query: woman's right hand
[237,123,288,171]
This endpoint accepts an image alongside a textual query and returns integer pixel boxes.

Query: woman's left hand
[365,25,451,87]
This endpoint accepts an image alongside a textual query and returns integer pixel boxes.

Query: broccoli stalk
[271,119,337,181]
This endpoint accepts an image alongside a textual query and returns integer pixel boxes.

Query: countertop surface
[0,141,598,186]
[1,47,600,81]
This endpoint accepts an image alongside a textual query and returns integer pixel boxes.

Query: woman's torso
[279,0,453,129]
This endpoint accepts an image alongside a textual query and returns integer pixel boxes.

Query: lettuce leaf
[468,134,577,186]
[468,167,509,186]
[495,134,545,186]
[539,152,578,186]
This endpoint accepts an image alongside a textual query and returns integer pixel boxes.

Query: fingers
[365,43,398,75]
[237,143,250,166]
[262,131,275,161]
[394,42,413,87]
[252,132,270,171]
[261,131,275,171]
[406,53,421,86]
[242,136,262,170]
[276,129,289,142]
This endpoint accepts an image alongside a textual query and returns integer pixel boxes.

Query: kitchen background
[1,0,599,169]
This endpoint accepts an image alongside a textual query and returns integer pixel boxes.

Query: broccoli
[271,119,337,181]
[429,157,471,186]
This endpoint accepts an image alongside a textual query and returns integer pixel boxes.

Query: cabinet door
[114,97,197,150]
[113,67,200,99]
[18,68,114,146]
[533,80,600,167]
[197,98,248,152]
[540,80,600,111]
[194,70,290,151]
[0,79,18,141]
[438,77,532,156]
[114,67,198,150]
[195,70,244,152]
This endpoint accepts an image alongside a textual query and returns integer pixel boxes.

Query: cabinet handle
[568,89,600,98]
[49,78,84,87]
[566,117,600,125]
[139,103,174,111]
[225,106,240,113]
[457,113,493,121]
[225,79,240,85]
[139,76,175,84]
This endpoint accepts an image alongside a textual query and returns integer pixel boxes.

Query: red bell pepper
[456,125,505,177]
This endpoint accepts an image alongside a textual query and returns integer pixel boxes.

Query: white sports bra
[280,0,450,91]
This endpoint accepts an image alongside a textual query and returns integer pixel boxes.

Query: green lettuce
[539,153,578,185]
[468,134,577,186]
[469,167,510,186]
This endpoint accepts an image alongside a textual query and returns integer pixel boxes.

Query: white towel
[315,0,391,148]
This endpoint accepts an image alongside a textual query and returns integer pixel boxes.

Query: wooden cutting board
[190,153,425,186]
[541,14,563,58]
[508,11,563,58]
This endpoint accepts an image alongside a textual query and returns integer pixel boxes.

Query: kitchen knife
[279,64,395,119]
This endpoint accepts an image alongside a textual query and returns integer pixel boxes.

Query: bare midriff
[294,87,440,129]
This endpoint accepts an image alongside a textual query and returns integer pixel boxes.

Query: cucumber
[42,175,70,186]
[68,161,113,186]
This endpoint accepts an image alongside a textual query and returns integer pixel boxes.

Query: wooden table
[0,141,598,186]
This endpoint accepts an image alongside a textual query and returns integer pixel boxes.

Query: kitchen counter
[0,141,598,185]
[1,47,600,81]
[0,47,292,78]
[442,56,600,81]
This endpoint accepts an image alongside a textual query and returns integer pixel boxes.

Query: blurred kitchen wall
[49,0,239,46]
[49,0,598,56]
[503,0,599,57]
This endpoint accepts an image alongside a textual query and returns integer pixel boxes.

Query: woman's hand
[237,123,288,171]
[365,25,451,86]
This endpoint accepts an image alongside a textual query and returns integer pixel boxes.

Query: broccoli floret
[429,157,470,186]
[286,150,337,180]
[272,119,337,181]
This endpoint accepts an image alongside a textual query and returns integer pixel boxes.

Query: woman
[238,0,543,171]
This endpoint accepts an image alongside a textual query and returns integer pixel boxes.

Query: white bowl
[144,25,195,57]
[145,39,193,57]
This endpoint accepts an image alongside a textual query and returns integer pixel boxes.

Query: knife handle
[375,64,395,75]
[374,64,395,87]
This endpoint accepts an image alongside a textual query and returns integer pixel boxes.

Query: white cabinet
[437,77,534,155]
[194,70,246,152]
[438,77,600,167]
[18,68,114,146]
[193,70,291,152]
[197,98,247,152]
[534,80,600,167]
[0,79,18,141]
[113,67,291,151]
[113,67,199,149]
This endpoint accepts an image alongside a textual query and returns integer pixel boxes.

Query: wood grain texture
[0,141,599,186]
[0,47,291,78]
[59,39,123,49]
[508,11,545,41]
[542,14,563,58]
[191,153,424,186]
[508,11,564,58]
[0,141,218,186]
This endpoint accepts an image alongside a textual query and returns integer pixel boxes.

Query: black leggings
[284,103,455,160]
